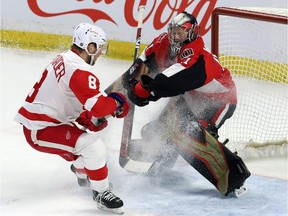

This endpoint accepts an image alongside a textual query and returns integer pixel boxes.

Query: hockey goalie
[107,11,251,197]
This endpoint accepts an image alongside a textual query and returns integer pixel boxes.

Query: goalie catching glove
[127,75,159,107]
[76,111,108,132]
[108,92,129,118]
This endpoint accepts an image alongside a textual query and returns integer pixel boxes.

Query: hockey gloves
[108,92,129,118]
[76,110,108,132]
[127,75,158,107]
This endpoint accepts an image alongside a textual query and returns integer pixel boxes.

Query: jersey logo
[66,130,71,140]
[180,48,194,60]
[52,55,65,82]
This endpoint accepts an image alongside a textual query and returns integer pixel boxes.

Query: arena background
[1,0,286,60]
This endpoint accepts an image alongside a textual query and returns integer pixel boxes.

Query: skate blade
[233,185,249,198]
[97,203,124,215]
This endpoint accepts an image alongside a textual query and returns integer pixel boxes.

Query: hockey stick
[118,0,154,172]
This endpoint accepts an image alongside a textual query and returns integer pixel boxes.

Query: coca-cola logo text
[27,0,217,36]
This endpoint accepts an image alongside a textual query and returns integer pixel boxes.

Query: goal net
[211,7,288,158]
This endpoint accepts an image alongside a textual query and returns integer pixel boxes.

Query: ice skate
[93,189,124,215]
[233,183,249,197]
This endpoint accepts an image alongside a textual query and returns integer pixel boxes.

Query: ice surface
[0,48,287,216]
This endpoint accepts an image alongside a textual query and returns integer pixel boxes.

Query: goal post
[210,7,288,155]
[211,7,288,58]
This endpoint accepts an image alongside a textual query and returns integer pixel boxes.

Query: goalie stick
[120,1,152,173]
[104,0,153,173]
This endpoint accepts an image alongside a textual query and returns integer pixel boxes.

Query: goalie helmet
[168,11,200,57]
[73,22,108,55]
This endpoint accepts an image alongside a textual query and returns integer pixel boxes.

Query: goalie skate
[233,184,249,198]
[93,190,124,215]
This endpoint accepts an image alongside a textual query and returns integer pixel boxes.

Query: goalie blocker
[105,58,152,95]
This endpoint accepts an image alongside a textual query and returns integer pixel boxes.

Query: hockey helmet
[73,22,108,55]
[168,12,200,56]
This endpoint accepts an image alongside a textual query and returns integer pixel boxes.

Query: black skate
[70,164,89,187]
[205,124,219,139]
[224,150,251,197]
[93,190,124,214]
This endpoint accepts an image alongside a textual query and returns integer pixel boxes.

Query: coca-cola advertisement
[1,0,286,46]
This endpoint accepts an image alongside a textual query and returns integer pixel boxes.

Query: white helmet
[73,22,108,55]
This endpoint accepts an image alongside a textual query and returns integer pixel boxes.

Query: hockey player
[125,12,250,196]
[128,11,236,135]
[14,22,129,214]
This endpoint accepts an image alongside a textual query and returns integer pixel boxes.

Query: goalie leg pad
[146,141,179,176]
[220,145,251,196]
[127,138,179,175]
[156,97,251,196]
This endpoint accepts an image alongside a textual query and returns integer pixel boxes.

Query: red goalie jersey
[139,32,237,105]
[129,16,237,132]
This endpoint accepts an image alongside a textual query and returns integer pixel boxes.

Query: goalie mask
[73,22,108,65]
[168,12,200,58]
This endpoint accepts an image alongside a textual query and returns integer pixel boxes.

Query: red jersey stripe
[18,107,61,124]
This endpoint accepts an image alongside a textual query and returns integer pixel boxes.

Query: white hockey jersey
[15,50,118,130]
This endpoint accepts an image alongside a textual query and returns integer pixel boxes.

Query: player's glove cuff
[108,92,130,118]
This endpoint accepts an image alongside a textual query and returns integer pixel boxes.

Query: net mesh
[215,7,288,145]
